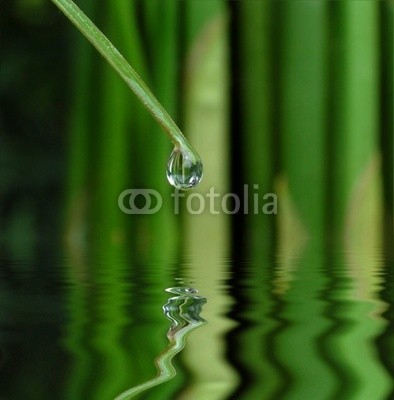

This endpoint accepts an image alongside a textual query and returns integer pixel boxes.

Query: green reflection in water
[62,245,133,400]
[228,242,392,400]
[114,287,207,400]
[319,250,391,400]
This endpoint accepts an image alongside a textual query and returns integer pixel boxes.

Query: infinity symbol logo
[118,189,162,214]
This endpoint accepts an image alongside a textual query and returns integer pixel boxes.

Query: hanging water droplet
[166,148,203,190]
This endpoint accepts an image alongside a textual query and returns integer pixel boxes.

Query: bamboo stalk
[227,2,279,398]
[236,0,275,256]
[64,0,95,242]
[328,0,382,247]
[377,1,394,384]
[326,2,389,398]
[380,0,394,259]
[80,2,134,398]
[89,2,131,243]
[132,0,180,262]
[280,0,328,239]
[276,3,335,399]
[181,1,237,398]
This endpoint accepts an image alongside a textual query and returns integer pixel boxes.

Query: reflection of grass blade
[114,294,207,400]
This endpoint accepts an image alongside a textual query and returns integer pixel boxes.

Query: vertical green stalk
[280,0,328,240]
[141,0,179,116]
[237,0,275,255]
[325,3,387,398]
[181,1,237,398]
[63,3,97,399]
[377,1,394,385]
[121,1,181,397]
[89,0,144,246]
[79,2,134,399]
[328,1,382,250]
[228,2,279,398]
[132,0,179,263]
[64,0,95,241]
[380,0,394,258]
[276,2,334,398]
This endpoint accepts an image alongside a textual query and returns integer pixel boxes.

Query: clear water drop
[166,148,203,190]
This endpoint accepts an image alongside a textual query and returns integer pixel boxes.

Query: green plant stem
[51,0,200,162]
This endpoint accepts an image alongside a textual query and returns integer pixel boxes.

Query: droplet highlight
[166,148,203,190]
[166,287,199,296]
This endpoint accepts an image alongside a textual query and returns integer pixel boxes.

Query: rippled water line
[317,254,360,400]
[265,267,294,400]
[114,289,207,400]
[317,249,393,400]
[225,256,293,399]
[376,261,394,400]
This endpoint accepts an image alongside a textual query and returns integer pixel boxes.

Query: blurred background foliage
[0,1,393,399]
[0,0,392,256]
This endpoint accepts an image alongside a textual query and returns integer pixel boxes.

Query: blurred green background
[0,1,393,400]
[1,0,392,255]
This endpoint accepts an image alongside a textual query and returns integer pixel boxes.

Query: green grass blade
[51,0,200,162]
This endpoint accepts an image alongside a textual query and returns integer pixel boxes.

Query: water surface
[0,244,392,400]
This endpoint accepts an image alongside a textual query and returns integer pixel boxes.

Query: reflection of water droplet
[166,287,199,295]
[174,277,195,286]
[166,148,203,190]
